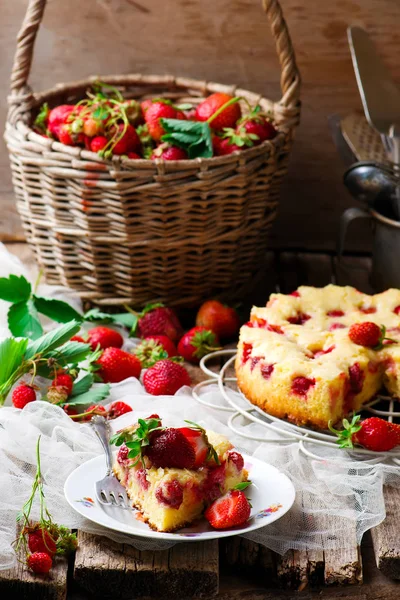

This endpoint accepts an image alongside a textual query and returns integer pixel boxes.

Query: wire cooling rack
[192,350,400,465]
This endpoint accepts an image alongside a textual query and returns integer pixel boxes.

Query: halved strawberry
[204,485,251,530]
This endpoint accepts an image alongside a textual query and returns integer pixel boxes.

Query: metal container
[338,204,400,290]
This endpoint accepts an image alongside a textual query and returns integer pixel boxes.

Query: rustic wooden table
[1,243,400,600]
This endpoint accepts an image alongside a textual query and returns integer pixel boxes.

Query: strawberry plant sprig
[14,436,78,573]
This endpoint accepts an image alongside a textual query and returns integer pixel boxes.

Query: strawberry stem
[206,97,241,126]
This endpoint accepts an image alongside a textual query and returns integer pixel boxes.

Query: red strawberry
[52,373,74,396]
[145,102,178,141]
[178,427,210,468]
[63,404,78,416]
[228,451,244,472]
[155,480,183,507]
[140,99,153,114]
[134,336,177,368]
[195,93,241,131]
[90,136,108,153]
[87,326,123,351]
[145,428,196,468]
[117,444,130,465]
[111,124,141,155]
[151,143,188,160]
[394,305,400,315]
[348,322,389,348]
[28,529,57,556]
[97,348,142,383]
[12,384,36,409]
[331,415,400,452]
[212,135,223,156]
[145,335,178,357]
[205,488,251,530]
[107,401,133,419]
[127,152,141,159]
[291,376,316,396]
[240,116,276,143]
[48,105,75,138]
[58,124,76,146]
[177,326,220,364]
[216,138,242,156]
[137,304,183,343]
[70,335,86,343]
[143,359,191,395]
[27,551,53,574]
[196,300,240,340]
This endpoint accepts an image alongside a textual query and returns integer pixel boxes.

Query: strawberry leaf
[33,296,83,323]
[71,373,94,397]
[0,337,29,386]
[8,300,43,339]
[33,103,50,134]
[25,321,81,359]
[63,384,110,406]
[83,308,137,331]
[234,481,252,491]
[47,341,92,365]
[0,274,31,303]
[160,119,212,158]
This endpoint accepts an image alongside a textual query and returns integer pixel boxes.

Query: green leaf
[8,300,43,339]
[0,337,29,386]
[25,320,81,359]
[84,308,114,323]
[112,313,138,329]
[33,103,50,134]
[0,274,31,303]
[83,307,137,330]
[33,296,83,323]
[47,341,92,366]
[160,118,213,159]
[175,103,193,111]
[64,384,110,406]
[71,373,94,397]
[234,481,252,491]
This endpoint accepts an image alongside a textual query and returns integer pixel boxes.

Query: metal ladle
[343,161,399,213]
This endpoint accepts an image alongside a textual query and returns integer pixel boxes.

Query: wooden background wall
[1,0,400,251]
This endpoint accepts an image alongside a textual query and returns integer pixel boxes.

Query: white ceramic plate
[64,453,295,542]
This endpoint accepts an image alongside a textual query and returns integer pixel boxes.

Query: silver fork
[91,415,134,510]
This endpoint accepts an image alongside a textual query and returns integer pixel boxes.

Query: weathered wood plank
[0,556,68,600]
[73,531,218,598]
[324,546,362,586]
[370,486,400,580]
[219,538,275,585]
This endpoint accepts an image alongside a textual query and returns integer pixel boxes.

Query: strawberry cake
[112,416,248,532]
[235,285,400,430]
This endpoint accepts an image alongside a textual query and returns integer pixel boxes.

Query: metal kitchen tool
[91,415,133,510]
[343,161,398,208]
[348,26,400,218]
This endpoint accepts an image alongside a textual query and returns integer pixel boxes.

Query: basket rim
[6,73,295,168]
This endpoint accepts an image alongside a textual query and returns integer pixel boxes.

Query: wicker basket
[5,0,300,307]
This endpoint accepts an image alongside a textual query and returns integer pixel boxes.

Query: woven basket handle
[9,0,300,110]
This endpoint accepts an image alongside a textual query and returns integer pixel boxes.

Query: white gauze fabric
[0,242,398,571]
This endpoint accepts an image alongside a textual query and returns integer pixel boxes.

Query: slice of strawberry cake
[235,285,400,430]
[111,416,248,532]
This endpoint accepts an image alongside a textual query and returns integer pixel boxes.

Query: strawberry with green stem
[177,326,221,364]
[329,414,400,452]
[14,436,78,573]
